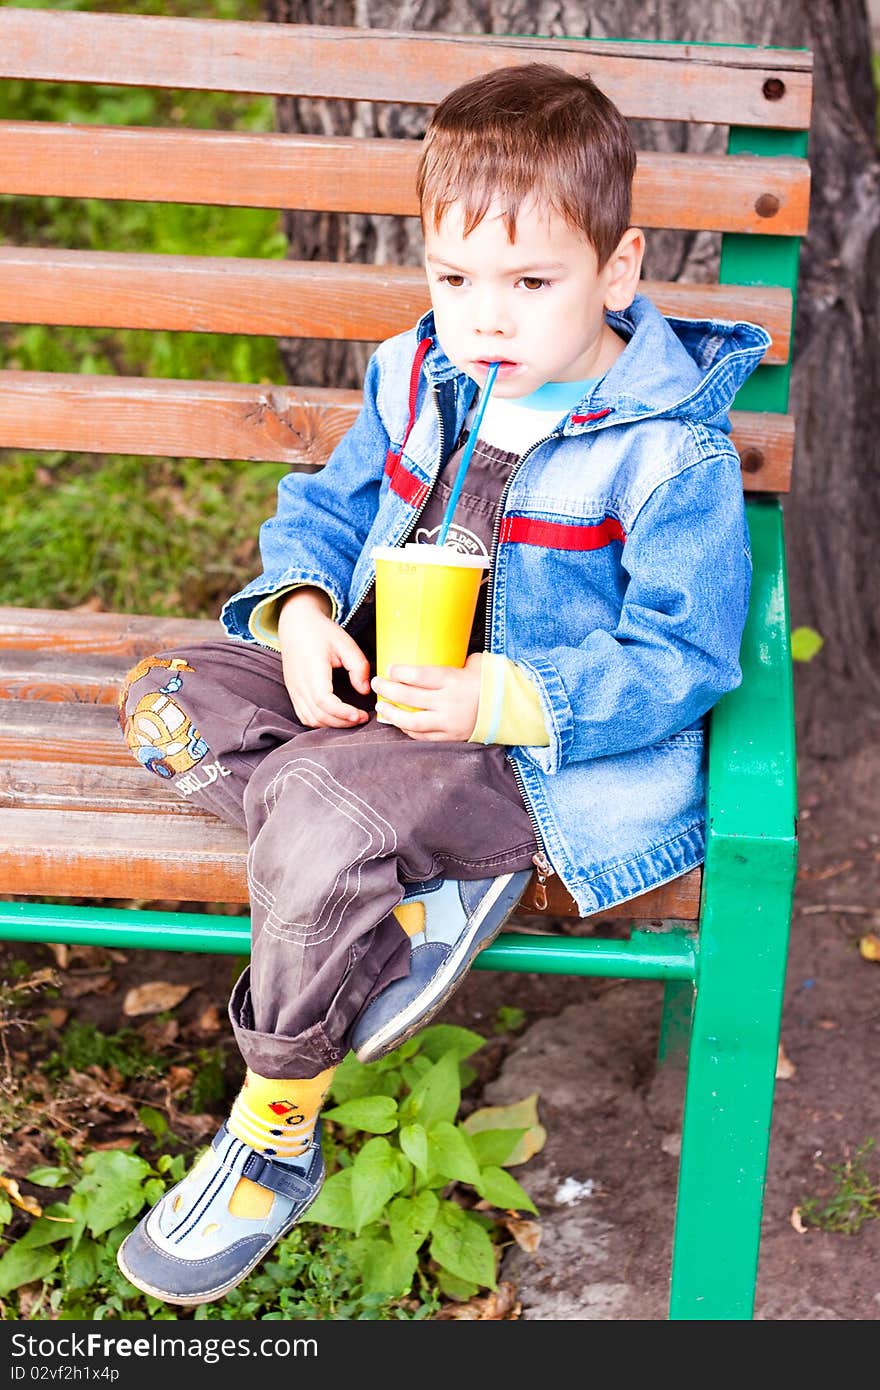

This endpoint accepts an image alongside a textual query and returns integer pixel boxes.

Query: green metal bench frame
[0,19,804,1320]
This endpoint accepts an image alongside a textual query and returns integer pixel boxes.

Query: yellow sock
[226,1066,335,1219]
[393,900,425,937]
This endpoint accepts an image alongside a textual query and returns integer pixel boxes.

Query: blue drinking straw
[436,360,500,546]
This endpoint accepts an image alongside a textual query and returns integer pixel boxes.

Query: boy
[116,62,767,1306]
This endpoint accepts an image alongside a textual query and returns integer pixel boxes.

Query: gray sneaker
[116,1121,325,1306]
[350,870,531,1064]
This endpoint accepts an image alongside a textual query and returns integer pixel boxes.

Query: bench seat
[0,605,701,921]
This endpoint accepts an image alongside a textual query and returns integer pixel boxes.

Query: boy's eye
[519,277,547,291]
[440,274,466,288]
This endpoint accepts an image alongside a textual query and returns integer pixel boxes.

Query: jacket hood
[417,291,770,435]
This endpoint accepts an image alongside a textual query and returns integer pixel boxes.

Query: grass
[801,1139,880,1236]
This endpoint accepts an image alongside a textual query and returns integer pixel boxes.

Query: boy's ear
[603,227,645,312]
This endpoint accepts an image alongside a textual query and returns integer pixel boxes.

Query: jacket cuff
[221,572,344,642]
[247,583,336,651]
[513,655,574,772]
[468,653,550,746]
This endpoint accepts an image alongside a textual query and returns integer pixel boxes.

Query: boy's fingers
[376,701,447,736]
[337,634,372,692]
[373,679,438,709]
[386,664,449,688]
[314,688,368,723]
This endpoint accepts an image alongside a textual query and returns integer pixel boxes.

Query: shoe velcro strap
[211,1123,315,1202]
[239,1151,315,1201]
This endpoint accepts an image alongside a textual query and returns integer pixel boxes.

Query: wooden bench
[0,8,809,1319]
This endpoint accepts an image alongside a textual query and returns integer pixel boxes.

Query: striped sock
[226,1066,335,1219]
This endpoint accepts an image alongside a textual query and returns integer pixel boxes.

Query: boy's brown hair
[417,63,636,269]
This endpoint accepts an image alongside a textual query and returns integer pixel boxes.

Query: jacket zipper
[483,429,563,905]
[344,385,558,909]
[342,383,447,634]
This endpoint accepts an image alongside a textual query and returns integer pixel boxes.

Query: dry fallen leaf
[167,1065,195,1095]
[790,1206,807,1235]
[0,1175,42,1218]
[776,1041,797,1080]
[53,943,119,970]
[501,1216,542,1253]
[122,980,193,1017]
[196,1005,222,1034]
[45,1007,68,1028]
[67,1069,135,1114]
[64,973,115,999]
[435,1280,521,1320]
[462,1093,547,1166]
[858,932,880,962]
[138,1017,179,1050]
[17,1286,47,1319]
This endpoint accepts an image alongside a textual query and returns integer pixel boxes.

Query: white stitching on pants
[248,757,398,947]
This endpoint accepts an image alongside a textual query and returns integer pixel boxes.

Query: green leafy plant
[801,1139,880,1235]
[304,1025,540,1302]
[0,1026,542,1319]
[493,1005,526,1035]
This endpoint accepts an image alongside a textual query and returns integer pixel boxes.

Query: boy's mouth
[476,358,519,375]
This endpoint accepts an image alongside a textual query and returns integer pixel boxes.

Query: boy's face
[424,197,642,398]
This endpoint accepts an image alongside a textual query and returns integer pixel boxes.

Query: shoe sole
[116,1179,323,1307]
[354,874,521,1064]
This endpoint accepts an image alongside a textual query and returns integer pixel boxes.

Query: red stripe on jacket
[571,408,612,424]
[384,336,433,491]
[500,515,626,550]
[387,465,430,508]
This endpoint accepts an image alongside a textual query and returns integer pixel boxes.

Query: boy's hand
[372,653,482,741]
[277,588,371,728]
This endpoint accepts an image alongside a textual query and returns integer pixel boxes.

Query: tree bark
[264,0,880,757]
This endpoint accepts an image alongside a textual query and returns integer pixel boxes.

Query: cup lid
[371,544,489,569]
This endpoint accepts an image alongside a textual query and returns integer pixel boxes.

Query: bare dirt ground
[2,724,878,1321]
[449,733,880,1319]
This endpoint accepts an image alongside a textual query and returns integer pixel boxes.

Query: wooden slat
[0,249,793,361]
[0,372,795,492]
[0,698,152,767]
[0,122,811,237]
[0,801,700,919]
[0,650,143,706]
[0,807,250,902]
[0,12,812,128]
[0,757,209,816]
[0,608,220,658]
[0,608,219,656]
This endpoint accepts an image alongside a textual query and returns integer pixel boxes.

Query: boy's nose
[473,291,513,337]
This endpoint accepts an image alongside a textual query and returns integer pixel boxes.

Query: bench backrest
[0,8,811,492]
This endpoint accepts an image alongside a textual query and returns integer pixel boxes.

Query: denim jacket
[222,293,769,915]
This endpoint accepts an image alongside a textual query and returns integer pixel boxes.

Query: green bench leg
[667,839,797,1319]
[657,977,694,1068]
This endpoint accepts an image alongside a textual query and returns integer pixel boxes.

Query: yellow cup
[371,544,490,714]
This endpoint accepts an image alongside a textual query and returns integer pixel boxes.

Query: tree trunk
[264,0,880,758]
